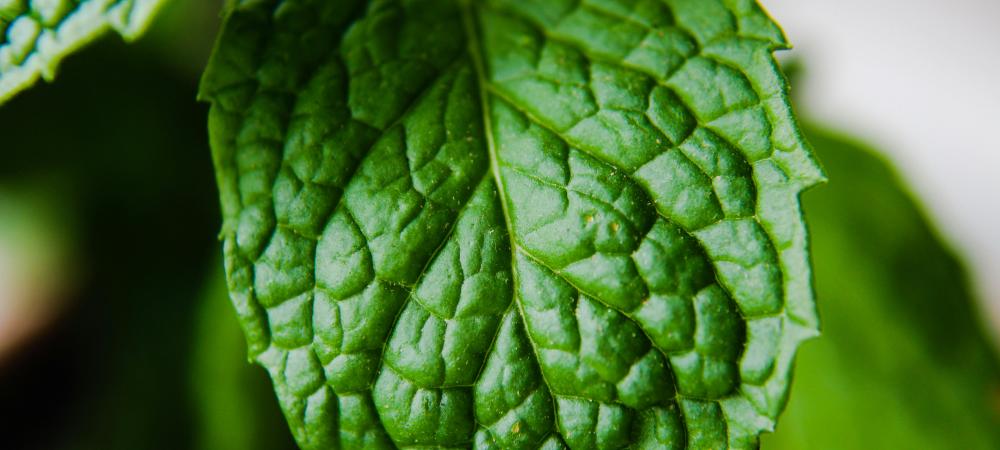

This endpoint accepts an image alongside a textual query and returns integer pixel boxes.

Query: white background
[764,0,1000,340]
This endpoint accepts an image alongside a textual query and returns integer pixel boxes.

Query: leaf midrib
[459,1,575,442]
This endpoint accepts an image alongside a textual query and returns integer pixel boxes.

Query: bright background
[766,0,1000,340]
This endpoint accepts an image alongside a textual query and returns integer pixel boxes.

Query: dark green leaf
[200,1,823,448]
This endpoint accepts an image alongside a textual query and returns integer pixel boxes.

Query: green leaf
[763,123,1000,449]
[0,0,167,104]
[191,264,299,450]
[199,0,823,448]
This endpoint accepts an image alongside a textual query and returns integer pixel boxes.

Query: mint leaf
[200,1,823,448]
[764,123,1000,449]
[0,0,167,104]
[192,265,299,450]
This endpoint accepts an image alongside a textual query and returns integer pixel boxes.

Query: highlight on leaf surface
[199,0,824,448]
[0,0,167,104]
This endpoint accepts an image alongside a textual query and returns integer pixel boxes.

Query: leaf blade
[200,1,822,448]
[0,0,167,104]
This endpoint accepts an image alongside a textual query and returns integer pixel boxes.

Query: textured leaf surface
[764,123,1000,449]
[200,0,823,448]
[0,0,166,104]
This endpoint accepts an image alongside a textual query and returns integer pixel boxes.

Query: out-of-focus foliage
[763,122,1000,449]
[0,1,290,448]
[0,45,204,447]
[191,265,297,450]
[0,36,210,449]
[0,184,75,361]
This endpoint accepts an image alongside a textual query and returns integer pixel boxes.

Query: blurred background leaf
[763,108,1000,448]
[0,0,292,448]
[0,183,76,363]
[191,264,296,450]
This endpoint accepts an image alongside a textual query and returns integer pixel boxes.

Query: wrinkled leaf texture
[0,0,166,104]
[200,0,823,448]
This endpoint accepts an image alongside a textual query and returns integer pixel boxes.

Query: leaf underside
[200,0,824,448]
[0,0,166,105]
